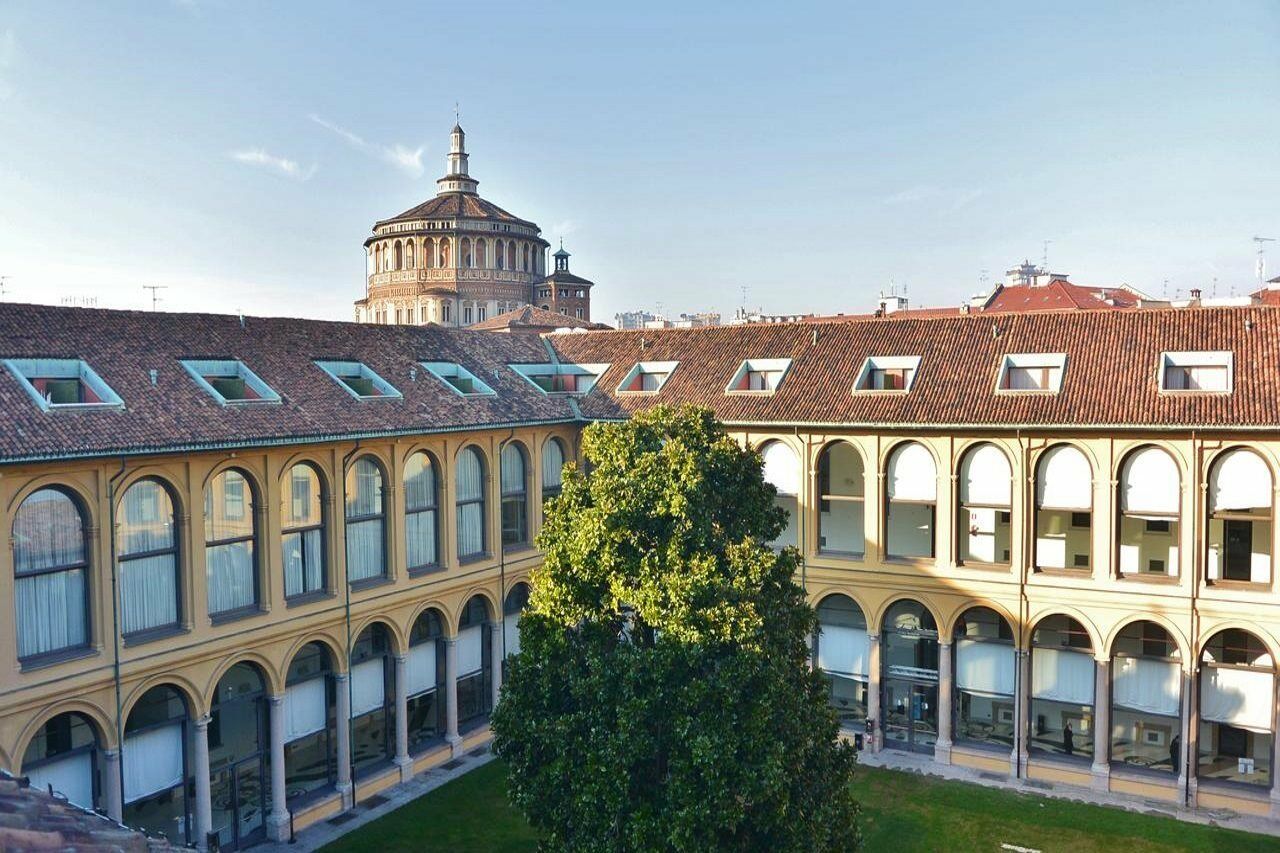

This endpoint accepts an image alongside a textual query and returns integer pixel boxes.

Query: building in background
[532,245,594,321]
[470,303,610,335]
[615,310,659,330]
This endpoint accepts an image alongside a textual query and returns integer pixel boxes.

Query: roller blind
[350,659,385,717]
[284,678,327,741]
[1120,448,1180,516]
[25,752,93,809]
[1036,445,1091,510]
[955,639,1016,696]
[503,618,521,657]
[407,641,437,696]
[1113,656,1181,716]
[458,625,483,676]
[1031,648,1094,705]
[960,444,1011,506]
[761,443,801,497]
[1200,667,1274,733]
[888,443,937,502]
[123,724,184,803]
[1211,450,1273,513]
[817,625,869,678]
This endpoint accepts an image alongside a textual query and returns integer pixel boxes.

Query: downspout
[497,428,516,661]
[1016,428,1029,779]
[107,458,128,818]
[794,426,806,592]
[340,441,360,811]
[1186,429,1201,808]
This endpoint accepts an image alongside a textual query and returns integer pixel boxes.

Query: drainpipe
[340,441,360,811]
[107,458,128,822]
[1186,430,1201,808]
[794,427,806,592]
[1017,428,1029,780]
[497,428,515,661]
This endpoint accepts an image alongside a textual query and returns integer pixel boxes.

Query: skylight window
[617,361,678,394]
[420,361,496,396]
[996,353,1067,393]
[180,359,280,405]
[314,360,402,400]
[1160,351,1232,393]
[725,358,792,394]
[509,362,609,395]
[3,358,124,411]
[853,356,921,393]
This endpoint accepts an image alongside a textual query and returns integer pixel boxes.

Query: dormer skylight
[181,359,280,405]
[1160,351,1232,393]
[725,358,792,394]
[314,360,402,400]
[3,358,124,411]
[509,362,608,395]
[853,356,921,393]
[617,361,678,394]
[996,353,1067,393]
[420,361,496,396]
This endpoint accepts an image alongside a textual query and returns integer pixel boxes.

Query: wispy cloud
[309,114,425,177]
[883,184,985,211]
[0,29,18,102]
[230,148,316,181]
[551,219,578,238]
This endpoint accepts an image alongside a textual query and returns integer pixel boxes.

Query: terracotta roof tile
[469,305,609,332]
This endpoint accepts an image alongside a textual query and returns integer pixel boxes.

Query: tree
[492,404,860,851]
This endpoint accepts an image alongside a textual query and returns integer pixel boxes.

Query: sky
[0,1,1277,323]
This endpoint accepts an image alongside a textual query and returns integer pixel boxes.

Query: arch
[424,237,436,269]
[501,441,530,548]
[204,650,284,702]
[117,476,183,638]
[1028,608,1103,655]
[458,589,498,628]
[456,445,488,560]
[374,244,383,273]
[460,237,473,269]
[405,449,441,572]
[885,441,937,559]
[393,240,404,271]
[816,440,865,556]
[942,599,1020,646]
[282,460,328,598]
[12,485,92,661]
[1197,626,1276,786]
[1034,443,1093,510]
[345,454,388,582]
[350,616,405,655]
[204,466,261,616]
[439,238,451,268]
[16,701,116,762]
[875,596,941,635]
[406,240,416,270]
[1118,445,1181,516]
[474,238,487,269]
[121,676,200,724]
[958,442,1012,507]
[952,605,1017,748]
[495,239,506,270]
[282,631,346,675]
[885,441,937,502]
[1105,615,1189,660]
[1116,445,1182,577]
[1033,443,1093,572]
[410,604,450,639]
[6,475,96,520]
[759,440,801,549]
[541,436,567,499]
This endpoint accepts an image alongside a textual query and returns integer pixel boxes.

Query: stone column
[1180,668,1195,805]
[192,715,212,852]
[867,632,882,753]
[394,654,412,782]
[490,623,504,711]
[1270,679,1280,818]
[445,637,461,752]
[335,673,352,809]
[1091,659,1111,791]
[266,694,290,841]
[101,748,123,823]
[935,642,953,765]
[1012,648,1030,778]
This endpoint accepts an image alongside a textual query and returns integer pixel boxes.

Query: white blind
[1120,447,1180,516]
[887,443,936,502]
[817,625,869,678]
[1031,648,1094,705]
[1210,450,1273,512]
[1200,667,1274,733]
[123,724,184,803]
[1112,656,1181,716]
[350,659,385,717]
[761,443,801,497]
[1036,445,1091,510]
[955,639,1015,696]
[458,625,484,676]
[25,752,94,809]
[407,642,437,696]
[503,618,521,657]
[284,678,327,741]
[960,444,1011,506]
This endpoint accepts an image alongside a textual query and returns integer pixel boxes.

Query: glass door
[882,680,938,752]
[210,757,266,850]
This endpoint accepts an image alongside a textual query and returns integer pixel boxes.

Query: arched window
[345,457,386,583]
[815,594,869,730]
[204,469,258,617]
[407,610,446,750]
[439,239,451,268]
[1199,629,1274,787]
[474,238,487,269]
[1034,445,1092,571]
[542,438,566,503]
[374,244,382,273]
[424,238,436,269]
[958,444,1012,566]
[953,607,1016,748]
[885,443,936,559]
[118,479,180,637]
[122,685,191,844]
[881,600,939,752]
[1207,449,1273,584]
[406,240,415,270]
[282,464,326,598]
[456,447,486,560]
[350,623,395,774]
[1111,621,1182,773]
[461,237,472,269]
[1117,446,1180,577]
[457,596,493,726]
[503,583,530,659]
[501,443,529,548]
[760,441,800,549]
[393,240,403,270]
[506,242,515,270]
[817,443,864,557]
[495,239,506,270]
[209,663,268,849]
[1030,615,1094,761]
[22,712,100,810]
[405,452,439,572]
[284,642,335,802]
[13,488,89,660]
[523,244,531,272]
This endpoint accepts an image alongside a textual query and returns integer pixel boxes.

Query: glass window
[205,470,258,617]
[122,685,190,845]
[118,479,180,637]
[456,447,486,560]
[22,712,99,810]
[456,597,492,727]
[1029,615,1095,760]
[542,439,566,503]
[958,444,1012,566]
[284,643,335,803]
[885,443,936,559]
[282,464,325,598]
[953,608,1016,749]
[407,611,445,751]
[1034,445,1092,571]
[501,444,529,549]
[1198,630,1274,788]
[1111,621,1183,774]
[817,443,864,556]
[13,488,89,660]
[1117,447,1180,577]
[345,458,386,583]
[815,595,869,729]
[405,452,439,572]
[760,441,800,549]
[350,624,394,774]
[1207,449,1273,584]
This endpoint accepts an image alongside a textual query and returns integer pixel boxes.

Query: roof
[550,306,1280,430]
[0,772,179,851]
[469,305,610,333]
[374,192,540,231]
[541,270,595,286]
[807,280,1143,323]
[0,303,585,464]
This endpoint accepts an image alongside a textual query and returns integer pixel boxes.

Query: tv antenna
[143,285,167,311]
[1254,236,1276,284]
[1042,240,1052,269]
[0,275,8,300]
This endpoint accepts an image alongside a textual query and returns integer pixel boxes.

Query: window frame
[852,356,921,394]
[203,468,261,620]
[418,362,496,397]
[180,359,280,406]
[1159,350,1233,394]
[455,446,488,562]
[344,456,389,585]
[500,443,530,550]
[314,360,402,401]
[3,358,125,412]
[281,463,328,600]
[12,486,93,664]
[616,361,679,395]
[117,478,184,642]
[404,451,441,575]
[724,358,793,395]
[994,353,1068,395]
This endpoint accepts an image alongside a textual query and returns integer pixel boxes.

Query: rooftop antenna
[1042,240,1052,269]
[1254,236,1276,284]
[143,285,167,311]
[454,101,460,124]
[1162,279,1169,299]
[1212,276,1218,299]
[0,275,8,300]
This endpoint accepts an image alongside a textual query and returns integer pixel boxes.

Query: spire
[438,121,478,195]
[554,241,570,272]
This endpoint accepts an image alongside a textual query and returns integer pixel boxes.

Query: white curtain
[1120,447,1180,515]
[16,570,86,658]
[404,453,436,511]
[960,444,1011,506]
[284,678,327,741]
[123,724,184,803]
[13,488,85,572]
[503,618,521,657]
[120,554,177,635]
[1201,666,1275,733]
[761,443,801,497]
[118,481,175,555]
[1036,445,1091,510]
[1113,656,1181,716]
[501,445,526,496]
[350,659,386,717]
[542,441,565,492]
[1211,450,1273,512]
[955,639,1016,696]
[457,449,485,557]
[457,504,484,558]
[406,510,437,569]
[206,541,255,614]
[25,752,93,809]
[282,528,323,596]
[818,625,869,678]
[887,443,936,502]
[408,641,437,695]
[1031,648,1094,705]
[458,625,483,676]
[346,518,385,581]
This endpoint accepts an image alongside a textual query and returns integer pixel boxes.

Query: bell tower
[437,123,479,195]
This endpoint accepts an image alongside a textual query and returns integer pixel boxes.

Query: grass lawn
[320,759,1280,852]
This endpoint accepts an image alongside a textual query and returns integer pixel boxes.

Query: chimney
[1190,288,1202,302]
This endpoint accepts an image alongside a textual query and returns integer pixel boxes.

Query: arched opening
[1029,615,1095,761]
[22,711,102,810]
[1117,446,1180,577]
[122,685,191,844]
[1198,629,1274,788]
[460,237,472,269]
[952,607,1016,750]
[1110,621,1183,774]
[958,444,1012,566]
[760,441,800,549]
[457,596,493,730]
[345,457,386,583]
[393,240,403,271]
[495,239,506,270]
[817,443,864,557]
[407,610,446,752]
[209,662,269,849]
[373,244,382,273]
[503,583,530,662]
[1034,445,1092,572]
[283,642,336,804]
[523,244,531,272]
[405,241,415,270]
[474,238,487,270]
[424,238,436,269]
[1207,449,1273,584]
[881,600,939,752]
[439,239,451,268]
[501,443,529,549]
[815,594,869,731]
[885,443,936,559]
[506,242,515,271]
[13,487,90,661]
[541,438,566,504]
[350,623,395,775]
[404,452,440,573]
[118,478,181,638]
[456,447,487,560]
[282,463,326,599]
[205,468,259,618]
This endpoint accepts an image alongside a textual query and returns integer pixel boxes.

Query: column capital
[194,714,212,730]
[102,747,120,759]
[336,671,350,683]
[269,693,286,706]
[394,652,409,664]
[443,636,458,647]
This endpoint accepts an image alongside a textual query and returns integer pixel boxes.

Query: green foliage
[492,405,860,852]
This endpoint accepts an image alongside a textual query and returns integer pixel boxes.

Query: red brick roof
[806,280,1144,323]
[375,191,539,231]
[469,305,609,332]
